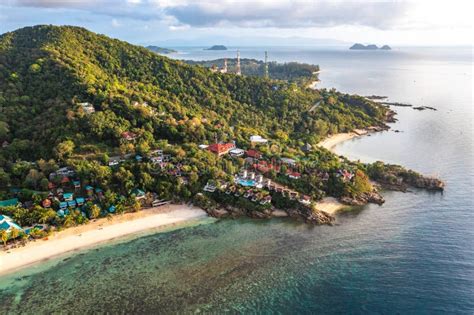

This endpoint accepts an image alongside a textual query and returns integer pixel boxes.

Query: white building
[250,135,268,144]
[229,148,245,157]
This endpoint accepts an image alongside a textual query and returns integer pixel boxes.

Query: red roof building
[42,199,52,208]
[121,131,138,141]
[208,143,235,156]
[246,149,262,159]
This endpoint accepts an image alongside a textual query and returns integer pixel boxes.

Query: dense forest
[0,25,396,235]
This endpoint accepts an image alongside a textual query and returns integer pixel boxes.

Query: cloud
[165,1,409,29]
[7,0,409,30]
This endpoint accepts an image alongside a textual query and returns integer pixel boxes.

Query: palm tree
[63,214,75,227]
[9,227,19,240]
[0,230,8,247]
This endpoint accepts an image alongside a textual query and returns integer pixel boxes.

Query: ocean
[0,46,472,314]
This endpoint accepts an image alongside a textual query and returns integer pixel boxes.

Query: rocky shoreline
[204,204,335,225]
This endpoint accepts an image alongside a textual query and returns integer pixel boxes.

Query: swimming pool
[238,179,256,187]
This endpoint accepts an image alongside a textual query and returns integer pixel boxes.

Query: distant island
[205,45,227,51]
[145,46,177,54]
[350,43,391,50]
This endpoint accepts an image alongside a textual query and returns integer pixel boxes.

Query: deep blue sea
[0,46,472,314]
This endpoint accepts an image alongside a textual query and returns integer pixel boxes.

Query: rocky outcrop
[286,206,335,225]
[340,191,385,206]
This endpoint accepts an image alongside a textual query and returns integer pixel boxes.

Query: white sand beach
[317,129,369,151]
[0,204,207,276]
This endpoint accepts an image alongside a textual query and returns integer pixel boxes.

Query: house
[78,102,95,114]
[121,131,138,141]
[2,141,9,148]
[281,158,297,166]
[0,215,23,234]
[301,143,313,152]
[67,200,77,208]
[108,205,116,213]
[57,167,75,177]
[59,202,68,210]
[338,169,354,182]
[246,149,262,159]
[250,135,268,144]
[0,198,19,208]
[63,193,74,201]
[203,182,217,193]
[207,143,236,156]
[229,148,245,157]
[42,199,52,208]
[260,195,272,205]
[299,195,311,205]
[73,180,81,189]
[198,144,209,150]
[288,172,301,179]
[108,157,121,166]
[150,156,163,164]
[135,155,143,162]
[76,197,85,206]
[131,188,146,200]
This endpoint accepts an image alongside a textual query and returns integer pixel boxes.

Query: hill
[0,25,400,229]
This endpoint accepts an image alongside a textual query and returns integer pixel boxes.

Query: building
[250,135,268,144]
[301,143,313,152]
[78,102,95,114]
[246,149,262,159]
[207,143,236,156]
[288,172,301,179]
[121,131,138,141]
[229,148,245,157]
[0,215,23,234]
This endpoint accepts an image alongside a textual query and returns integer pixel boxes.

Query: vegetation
[0,25,394,233]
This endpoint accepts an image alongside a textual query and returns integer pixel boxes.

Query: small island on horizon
[205,45,227,50]
[350,43,391,50]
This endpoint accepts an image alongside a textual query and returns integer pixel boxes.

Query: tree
[9,227,20,240]
[1,230,8,247]
[89,204,101,219]
[54,140,75,160]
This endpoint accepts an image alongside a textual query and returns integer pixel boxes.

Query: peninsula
[0,26,443,257]
[145,45,177,54]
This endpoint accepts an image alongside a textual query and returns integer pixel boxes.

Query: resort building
[229,148,245,157]
[207,143,236,156]
[250,135,268,144]
[0,214,23,233]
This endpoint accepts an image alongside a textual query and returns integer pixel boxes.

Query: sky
[0,0,473,47]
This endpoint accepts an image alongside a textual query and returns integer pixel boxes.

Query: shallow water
[0,47,472,314]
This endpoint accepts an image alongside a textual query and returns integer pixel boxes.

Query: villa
[207,143,236,156]
[0,214,23,234]
[229,148,245,157]
[250,135,268,144]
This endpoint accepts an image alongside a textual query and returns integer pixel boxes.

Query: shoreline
[0,204,208,276]
[317,128,370,151]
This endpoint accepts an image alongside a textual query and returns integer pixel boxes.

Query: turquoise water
[238,179,256,187]
[0,47,472,314]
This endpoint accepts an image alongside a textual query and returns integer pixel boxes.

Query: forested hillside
[0,25,387,163]
[0,25,395,230]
